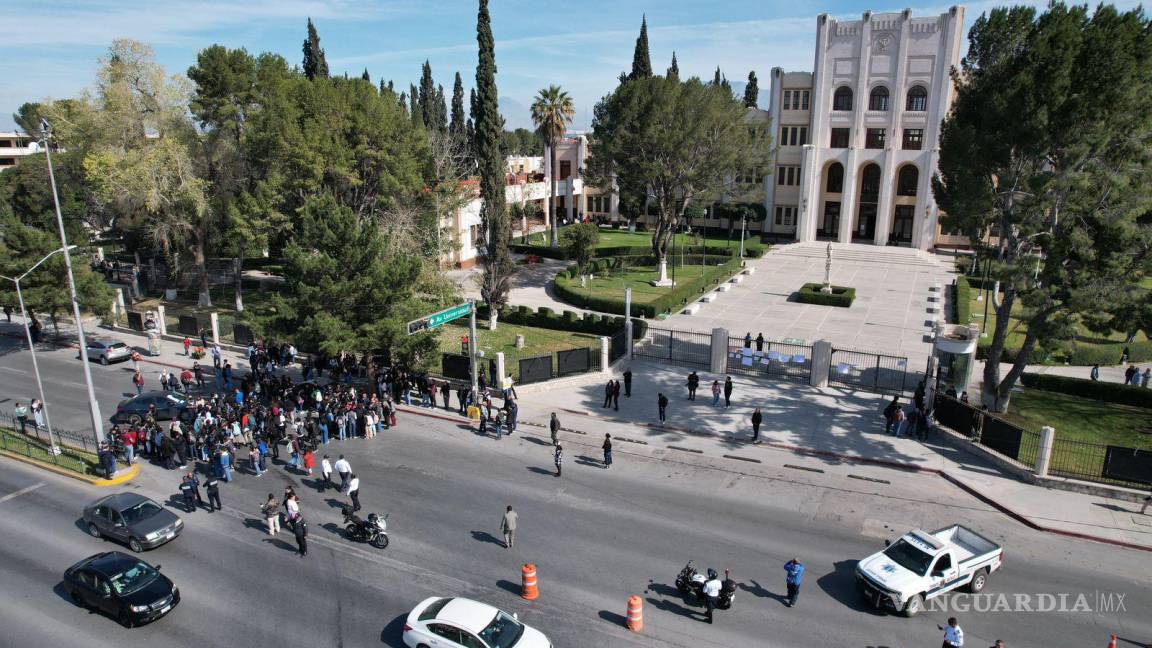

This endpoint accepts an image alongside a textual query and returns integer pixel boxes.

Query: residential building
[0,131,38,172]
[768,6,966,250]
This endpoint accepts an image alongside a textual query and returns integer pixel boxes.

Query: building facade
[768,7,965,250]
[0,131,38,172]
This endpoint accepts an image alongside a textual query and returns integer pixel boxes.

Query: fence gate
[633,328,711,368]
[726,338,813,382]
[829,346,911,394]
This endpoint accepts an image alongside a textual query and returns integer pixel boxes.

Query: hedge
[510,242,765,261]
[1020,372,1152,409]
[952,276,972,325]
[475,303,647,339]
[1066,339,1152,365]
[795,283,856,308]
[553,258,741,317]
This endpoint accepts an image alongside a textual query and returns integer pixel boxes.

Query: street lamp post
[41,119,104,443]
[739,213,748,261]
[0,245,77,454]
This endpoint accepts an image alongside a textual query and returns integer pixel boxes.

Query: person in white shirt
[701,569,722,624]
[321,454,334,492]
[285,494,300,529]
[940,617,964,647]
[334,455,352,491]
[347,474,361,512]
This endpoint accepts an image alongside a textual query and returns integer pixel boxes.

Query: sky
[0,0,1139,133]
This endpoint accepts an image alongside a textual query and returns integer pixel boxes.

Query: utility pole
[468,298,479,399]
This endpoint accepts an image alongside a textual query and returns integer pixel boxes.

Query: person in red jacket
[132,370,145,395]
[120,427,136,465]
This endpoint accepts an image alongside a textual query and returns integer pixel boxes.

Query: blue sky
[0,0,1133,133]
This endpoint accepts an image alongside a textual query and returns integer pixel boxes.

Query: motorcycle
[674,561,736,610]
[342,506,389,549]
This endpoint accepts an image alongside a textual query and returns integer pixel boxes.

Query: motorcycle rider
[702,569,722,624]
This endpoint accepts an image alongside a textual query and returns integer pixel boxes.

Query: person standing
[183,336,191,356]
[602,434,613,468]
[710,380,721,406]
[743,332,752,348]
[611,379,620,411]
[702,569,721,624]
[554,444,563,477]
[262,493,280,535]
[939,617,964,647]
[121,427,136,465]
[501,505,518,549]
[549,412,560,446]
[657,393,668,424]
[335,454,352,492]
[883,397,900,434]
[14,402,27,434]
[687,371,699,400]
[623,368,632,397]
[294,516,309,556]
[347,473,361,511]
[1142,367,1151,388]
[320,454,333,492]
[751,407,763,443]
[204,477,221,513]
[723,376,734,408]
[602,379,613,408]
[132,370,144,395]
[179,475,197,513]
[442,380,452,410]
[755,333,765,352]
[784,558,805,607]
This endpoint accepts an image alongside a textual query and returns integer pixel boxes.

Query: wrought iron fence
[518,355,554,384]
[557,347,591,377]
[609,330,629,363]
[0,410,99,475]
[1050,438,1150,489]
[829,346,912,394]
[726,338,813,382]
[633,328,712,368]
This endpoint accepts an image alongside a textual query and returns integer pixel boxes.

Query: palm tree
[530,85,575,248]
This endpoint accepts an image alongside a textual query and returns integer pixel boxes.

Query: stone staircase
[767,242,950,271]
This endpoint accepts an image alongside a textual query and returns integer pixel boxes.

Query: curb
[0,449,139,486]
[0,329,191,372]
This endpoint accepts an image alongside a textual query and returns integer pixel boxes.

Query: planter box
[795,283,855,308]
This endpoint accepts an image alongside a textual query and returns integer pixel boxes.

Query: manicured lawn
[0,426,100,476]
[1002,389,1152,450]
[557,263,722,307]
[436,321,600,381]
[522,227,759,252]
[130,289,278,338]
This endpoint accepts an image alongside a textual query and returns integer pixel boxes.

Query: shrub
[952,276,971,325]
[795,283,856,307]
[1020,373,1152,410]
[537,306,554,318]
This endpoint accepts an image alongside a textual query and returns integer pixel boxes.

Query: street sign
[407,302,472,335]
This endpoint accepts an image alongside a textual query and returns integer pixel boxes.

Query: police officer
[204,477,222,512]
[702,568,721,624]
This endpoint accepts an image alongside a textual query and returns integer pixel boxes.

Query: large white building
[767,6,966,250]
[0,131,38,172]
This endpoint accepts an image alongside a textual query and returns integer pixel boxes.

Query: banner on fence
[178,315,201,336]
[441,354,472,381]
[1103,446,1152,485]
[126,311,144,331]
[557,348,590,377]
[980,417,1024,462]
[519,355,553,384]
[233,323,254,346]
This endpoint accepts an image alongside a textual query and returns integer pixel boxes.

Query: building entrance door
[890,205,914,245]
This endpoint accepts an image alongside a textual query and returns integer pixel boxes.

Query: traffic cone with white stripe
[1106,634,1117,648]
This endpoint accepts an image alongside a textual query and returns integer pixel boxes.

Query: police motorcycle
[675,561,736,609]
[342,506,390,549]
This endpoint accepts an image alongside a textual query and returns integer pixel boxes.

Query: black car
[82,492,183,552]
[111,391,191,425]
[63,551,180,627]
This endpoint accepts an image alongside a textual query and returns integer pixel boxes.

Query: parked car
[63,551,179,627]
[111,391,191,425]
[82,338,133,365]
[404,597,551,648]
[856,525,1004,617]
[82,492,183,553]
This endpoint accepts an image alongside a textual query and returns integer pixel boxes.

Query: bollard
[521,563,539,600]
[626,595,643,632]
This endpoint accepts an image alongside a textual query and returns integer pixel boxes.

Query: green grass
[436,321,600,381]
[1003,389,1152,449]
[0,426,101,476]
[556,263,720,307]
[521,228,754,251]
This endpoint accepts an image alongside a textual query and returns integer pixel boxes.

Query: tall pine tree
[474,0,514,322]
[361,68,371,83]
[418,60,436,130]
[409,84,422,128]
[450,72,466,135]
[744,71,758,108]
[302,18,329,80]
[667,52,679,80]
[630,16,652,79]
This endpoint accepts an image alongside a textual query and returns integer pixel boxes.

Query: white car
[403,597,551,648]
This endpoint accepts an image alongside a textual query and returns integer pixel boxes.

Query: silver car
[82,493,183,553]
[85,339,133,365]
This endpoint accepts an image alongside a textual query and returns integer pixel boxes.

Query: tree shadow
[470,531,504,546]
[597,610,626,627]
[495,579,522,596]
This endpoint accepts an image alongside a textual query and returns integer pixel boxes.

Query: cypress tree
[450,72,466,135]
[362,68,371,83]
[409,84,422,128]
[474,0,514,316]
[419,60,436,130]
[434,84,448,132]
[302,18,329,80]
[630,15,652,79]
[667,52,679,80]
[744,71,759,108]
[713,67,722,86]
[398,92,408,116]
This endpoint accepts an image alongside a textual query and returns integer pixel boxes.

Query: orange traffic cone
[626,596,643,632]
[1107,634,1117,648]
[521,563,539,600]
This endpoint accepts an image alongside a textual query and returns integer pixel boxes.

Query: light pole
[0,244,77,454]
[739,212,748,261]
[40,119,105,443]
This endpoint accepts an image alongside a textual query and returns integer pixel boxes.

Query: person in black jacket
[686,372,699,400]
[751,407,763,443]
[294,516,309,556]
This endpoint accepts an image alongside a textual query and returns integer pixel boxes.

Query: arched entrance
[853,163,880,242]
[889,164,918,246]
[817,162,844,241]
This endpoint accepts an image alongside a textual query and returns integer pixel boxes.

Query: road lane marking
[0,482,45,504]
[0,366,29,374]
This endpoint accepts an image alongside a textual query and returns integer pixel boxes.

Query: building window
[825,163,844,193]
[779,126,809,147]
[774,206,796,227]
[902,128,923,150]
[906,86,928,112]
[776,165,800,186]
[830,128,850,148]
[833,86,853,111]
[897,166,919,196]
[860,164,881,200]
[801,90,810,110]
[869,86,890,111]
[865,128,886,149]
[783,90,793,110]
[559,160,572,180]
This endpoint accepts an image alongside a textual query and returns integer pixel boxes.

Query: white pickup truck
[855,525,1004,617]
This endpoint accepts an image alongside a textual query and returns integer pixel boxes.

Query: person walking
[602,433,613,468]
[657,393,668,424]
[132,370,145,395]
[602,379,613,408]
[347,473,361,511]
[702,569,722,624]
[723,376,734,408]
[335,454,352,492]
[623,368,632,397]
[784,558,805,607]
[262,493,281,535]
[501,505,518,549]
[611,379,620,411]
[183,336,191,356]
[320,454,333,492]
[204,477,221,513]
[751,407,763,443]
[883,397,900,434]
[179,474,197,513]
[14,402,27,434]
[553,444,563,477]
[549,412,560,446]
[687,371,699,400]
[302,447,315,476]
[711,380,721,406]
[939,617,964,647]
[294,516,309,556]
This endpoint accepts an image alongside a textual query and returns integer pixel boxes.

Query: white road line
[0,366,29,374]
[0,482,46,504]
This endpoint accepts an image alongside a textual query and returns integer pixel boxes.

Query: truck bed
[931,525,1001,564]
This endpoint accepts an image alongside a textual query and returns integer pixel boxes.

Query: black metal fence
[557,348,590,377]
[233,323,254,346]
[634,328,711,368]
[609,331,629,363]
[0,410,99,475]
[829,346,912,394]
[1103,446,1152,485]
[518,355,554,384]
[726,338,813,382]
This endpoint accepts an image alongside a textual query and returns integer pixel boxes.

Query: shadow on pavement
[817,560,884,615]
[737,579,788,605]
[574,455,602,468]
[525,466,553,476]
[470,531,504,547]
[379,613,408,647]
[495,579,521,596]
[520,436,551,446]
[596,610,626,627]
[263,537,297,553]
